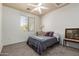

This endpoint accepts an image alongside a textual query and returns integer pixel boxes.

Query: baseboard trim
[0,45,3,53]
[3,41,27,47]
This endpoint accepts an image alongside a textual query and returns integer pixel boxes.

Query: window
[29,17,35,32]
[20,16,28,31]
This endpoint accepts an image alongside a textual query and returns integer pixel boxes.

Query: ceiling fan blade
[38,3,42,6]
[40,6,48,9]
[31,8,38,12]
[38,7,42,14]
[27,4,37,7]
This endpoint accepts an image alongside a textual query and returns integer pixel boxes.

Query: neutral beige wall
[2,6,41,46]
[0,3,2,53]
[42,4,79,48]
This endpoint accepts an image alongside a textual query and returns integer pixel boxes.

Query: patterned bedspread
[27,35,59,55]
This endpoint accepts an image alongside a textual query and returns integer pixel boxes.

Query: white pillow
[54,33,60,41]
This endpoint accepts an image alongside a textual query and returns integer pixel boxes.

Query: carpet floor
[1,42,79,56]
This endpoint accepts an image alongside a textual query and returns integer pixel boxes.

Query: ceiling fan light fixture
[27,3,48,14]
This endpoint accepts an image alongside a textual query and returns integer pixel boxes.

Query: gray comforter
[27,36,59,55]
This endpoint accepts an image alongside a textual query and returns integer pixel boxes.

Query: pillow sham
[44,32,54,37]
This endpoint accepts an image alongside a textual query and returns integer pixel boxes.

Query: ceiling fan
[27,3,48,14]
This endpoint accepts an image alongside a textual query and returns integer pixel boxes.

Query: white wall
[0,3,2,52]
[2,6,41,46]
[42,4,79,48]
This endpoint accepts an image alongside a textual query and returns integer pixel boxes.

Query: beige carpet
[1,42,79,56]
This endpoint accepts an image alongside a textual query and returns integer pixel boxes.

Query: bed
[27,32,60,55]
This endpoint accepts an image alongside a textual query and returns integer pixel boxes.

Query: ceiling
[3,3,68,16]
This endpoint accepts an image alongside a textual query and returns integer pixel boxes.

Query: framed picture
[65,28,79,40]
